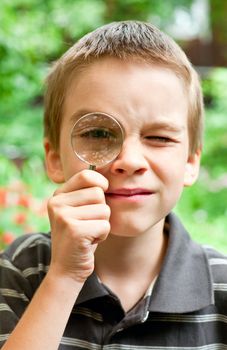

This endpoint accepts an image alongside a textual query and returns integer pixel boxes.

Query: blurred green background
[0,0,226,251]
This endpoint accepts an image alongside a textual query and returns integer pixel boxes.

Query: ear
[184,149,201,187]
[43,138,65,184]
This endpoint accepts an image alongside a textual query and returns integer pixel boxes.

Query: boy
[1,21,227,349]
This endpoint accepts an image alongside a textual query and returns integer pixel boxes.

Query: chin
[109,209,167,238]
[109,219,151,238]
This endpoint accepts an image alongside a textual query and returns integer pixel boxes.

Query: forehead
[63,57,188,130]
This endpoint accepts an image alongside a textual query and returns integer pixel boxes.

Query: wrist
[44,268,85,299]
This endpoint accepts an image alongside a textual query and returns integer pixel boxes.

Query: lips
[105,188,153,197]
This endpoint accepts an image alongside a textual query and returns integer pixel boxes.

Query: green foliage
[0,0,106,160]
[175,68,227,252]
[0,155,55,249]
[102,0,194,22]
[0,0,195,161]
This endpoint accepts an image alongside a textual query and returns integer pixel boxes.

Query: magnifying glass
[71,112,124,170]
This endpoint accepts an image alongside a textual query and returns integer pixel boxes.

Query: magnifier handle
[89,164,96,171]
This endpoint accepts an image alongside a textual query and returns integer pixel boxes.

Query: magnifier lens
[71,113,124,168]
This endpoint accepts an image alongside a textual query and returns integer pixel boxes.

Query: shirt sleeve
[0,233,51,347]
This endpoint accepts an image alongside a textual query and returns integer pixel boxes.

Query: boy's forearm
[2,170,110,350]
[2,271,83,350]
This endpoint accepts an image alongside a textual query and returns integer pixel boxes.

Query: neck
[95,219,168,280]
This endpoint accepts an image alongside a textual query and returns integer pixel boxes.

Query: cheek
[60,145,87,180]
[151,150,188,181]
[154,161,187,216]
[60,123,92,179]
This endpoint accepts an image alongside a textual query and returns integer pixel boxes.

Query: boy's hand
[47,169,110,284]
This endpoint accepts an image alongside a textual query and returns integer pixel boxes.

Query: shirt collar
[76,213,214,313]
[148,213,214,313]
[76,272,109,305]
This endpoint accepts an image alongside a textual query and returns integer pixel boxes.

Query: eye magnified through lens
[71,112,124,170]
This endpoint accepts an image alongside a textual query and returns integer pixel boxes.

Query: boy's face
[45,57,200,237]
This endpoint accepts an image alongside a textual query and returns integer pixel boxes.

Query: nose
[109,136,149,176]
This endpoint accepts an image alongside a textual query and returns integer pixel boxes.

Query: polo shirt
[0,213,227,349]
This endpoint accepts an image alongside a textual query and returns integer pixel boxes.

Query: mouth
[105,188,154,200]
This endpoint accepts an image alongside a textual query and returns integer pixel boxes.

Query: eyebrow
[70,109,102,125]
[70,110,186,133]
[144,120,186,133]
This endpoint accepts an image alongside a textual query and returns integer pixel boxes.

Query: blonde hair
[44,21,204,155]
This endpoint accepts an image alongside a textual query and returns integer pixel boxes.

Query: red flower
[14,212,27,225]
[0,188,7,207]
[1,232,15,245]
[18,194,31,208]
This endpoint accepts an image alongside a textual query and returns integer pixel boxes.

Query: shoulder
[0,233,51,292]
[0,233,51,339]
[202,244,227,283]
[1,232,51,267]
[202,245,227,311]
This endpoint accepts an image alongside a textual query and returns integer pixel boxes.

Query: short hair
[44,20,204,155]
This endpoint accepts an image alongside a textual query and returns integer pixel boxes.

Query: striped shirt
[0,213,227,349]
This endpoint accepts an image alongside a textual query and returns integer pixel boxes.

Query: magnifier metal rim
[70,111,124,168]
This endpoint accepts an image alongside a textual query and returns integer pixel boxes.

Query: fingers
[46,169,111,283]
[48,203,110,223]
[69,219,111,244]
[50,186,106,208]
[54,169,109,195]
